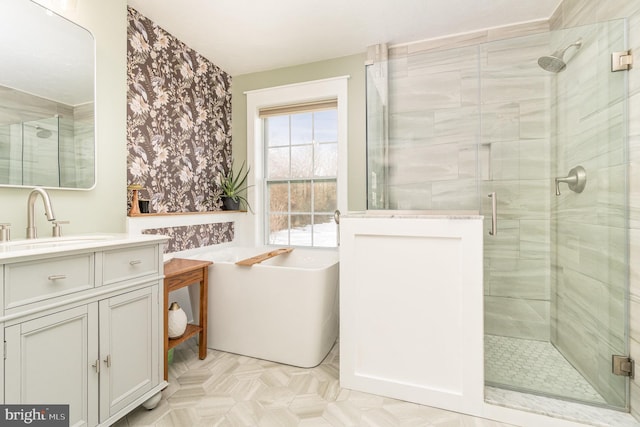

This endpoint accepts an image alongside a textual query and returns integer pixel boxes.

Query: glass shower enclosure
[366,18,629,410]
[0,116,60,187]
[0,114,91,188]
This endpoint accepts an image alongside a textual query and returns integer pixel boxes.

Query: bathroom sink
[0,233,167,261]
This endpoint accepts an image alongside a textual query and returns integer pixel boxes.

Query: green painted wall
[232,53,367,211]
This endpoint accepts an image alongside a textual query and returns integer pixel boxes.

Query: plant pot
[222,196,240,211]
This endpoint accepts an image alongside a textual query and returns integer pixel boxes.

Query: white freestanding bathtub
[190,246,339,368]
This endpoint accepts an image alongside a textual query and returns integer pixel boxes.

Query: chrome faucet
[26,187,56,239]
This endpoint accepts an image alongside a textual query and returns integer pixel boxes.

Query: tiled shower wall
[384,44,480,212]
[69,102,94,189]
[385,24,554,342]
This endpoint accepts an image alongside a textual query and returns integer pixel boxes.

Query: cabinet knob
[47,274,67,281]
[103,354,111,367]
[91,359,100,373]
[129,259,142,265]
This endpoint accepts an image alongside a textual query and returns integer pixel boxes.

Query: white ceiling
[127,0,563,76]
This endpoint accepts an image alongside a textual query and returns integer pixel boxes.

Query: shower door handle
[488,192,497,236]
[334,210,341,246]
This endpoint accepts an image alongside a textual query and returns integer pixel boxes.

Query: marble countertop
[342,210,483,219]
[0,233,168,261]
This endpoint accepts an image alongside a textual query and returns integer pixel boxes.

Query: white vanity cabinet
[0,235,167,427]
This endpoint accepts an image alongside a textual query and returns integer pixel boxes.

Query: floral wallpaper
[143,222,234,253]
[126,7,232,213]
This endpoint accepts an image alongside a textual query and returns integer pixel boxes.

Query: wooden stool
[163,258,212,380]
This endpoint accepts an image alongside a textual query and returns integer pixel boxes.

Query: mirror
[0,0,95,189]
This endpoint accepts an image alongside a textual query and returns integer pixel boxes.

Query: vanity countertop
[0,233,168,261]
[343,210,483,220]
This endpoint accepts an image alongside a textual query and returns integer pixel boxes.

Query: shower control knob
[555,166,586,196]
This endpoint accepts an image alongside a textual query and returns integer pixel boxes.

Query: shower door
[481,19,629,409]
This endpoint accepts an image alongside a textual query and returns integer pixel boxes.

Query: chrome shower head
[538,55,567,73]
[35,126,52,138]
[538,38,583,73]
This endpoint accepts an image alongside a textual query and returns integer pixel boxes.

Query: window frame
[245,76,349,247]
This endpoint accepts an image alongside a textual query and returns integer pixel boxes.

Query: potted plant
[217,160,253,212]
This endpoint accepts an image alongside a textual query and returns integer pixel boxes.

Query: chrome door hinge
[612,355,634,378]
[612,51,633,72]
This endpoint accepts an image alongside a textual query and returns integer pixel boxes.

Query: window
[245,76,348,248]
[262,103,338,247]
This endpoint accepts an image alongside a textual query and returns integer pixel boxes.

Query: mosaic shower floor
[485,334,606,404]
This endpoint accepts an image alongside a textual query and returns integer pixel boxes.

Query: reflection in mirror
[0,0,95,189]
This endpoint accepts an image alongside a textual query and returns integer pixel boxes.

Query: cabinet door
[99,285,159,420]
[0,325,3,404]
[5,305,99,427]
